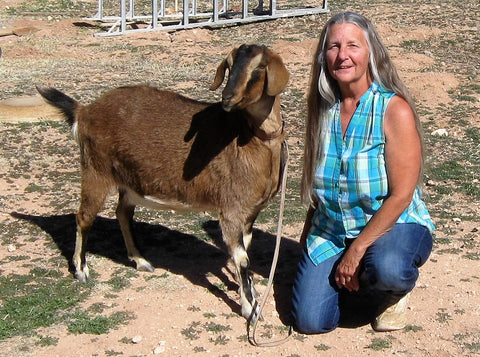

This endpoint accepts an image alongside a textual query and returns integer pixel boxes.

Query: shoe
[372,292,410,332]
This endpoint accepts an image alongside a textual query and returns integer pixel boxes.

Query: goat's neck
[246,96,283,141]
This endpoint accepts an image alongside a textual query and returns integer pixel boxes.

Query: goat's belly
[125,189,210,212]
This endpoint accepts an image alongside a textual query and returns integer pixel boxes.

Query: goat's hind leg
[73,177,110,283]
[73,213,91,283]
[116,189,154,272]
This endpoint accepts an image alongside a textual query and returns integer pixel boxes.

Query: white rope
[248,140,293,347]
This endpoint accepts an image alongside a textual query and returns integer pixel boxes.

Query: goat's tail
[36,86,77,128]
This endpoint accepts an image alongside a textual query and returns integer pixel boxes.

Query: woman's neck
[339,79,372,103]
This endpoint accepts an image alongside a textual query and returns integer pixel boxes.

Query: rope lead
[248,140,294,347]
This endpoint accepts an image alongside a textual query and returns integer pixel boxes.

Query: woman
[292,12,435,334]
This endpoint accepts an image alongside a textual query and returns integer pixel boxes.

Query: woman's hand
[334,244,365,291]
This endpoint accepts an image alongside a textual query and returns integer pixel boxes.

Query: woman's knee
[364,224,432,294]
[367,253,418,294]
[291,250,342,334]
[293,303,339,334]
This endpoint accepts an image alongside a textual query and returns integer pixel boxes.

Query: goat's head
[210,44,289,112]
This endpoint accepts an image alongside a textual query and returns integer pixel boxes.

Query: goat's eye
[256,65,266,71]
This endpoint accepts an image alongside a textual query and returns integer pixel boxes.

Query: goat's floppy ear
[210,48,237,91]
[209,58,228,91]
[265,49,290,96]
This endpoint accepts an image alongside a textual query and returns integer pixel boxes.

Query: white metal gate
[86,0,329,36]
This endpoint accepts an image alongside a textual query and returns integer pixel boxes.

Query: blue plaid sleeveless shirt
[307,82,435,265]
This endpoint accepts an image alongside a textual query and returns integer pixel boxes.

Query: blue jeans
[292,223,433,334]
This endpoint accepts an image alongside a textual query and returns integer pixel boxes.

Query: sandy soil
[0,1,479,356]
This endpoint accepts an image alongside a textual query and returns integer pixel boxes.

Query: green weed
[35,335,59,347]
[400,39,423,51]
[107,268,138,291]
[181,322,202,340]
[464,342,480,353]
[67,310,134,335]
[293,333,306,342]
[367,337,392,351]
[210,334,229,345]
[434,237,451,245]
[119,336,132,344]
[464,253,480,260]
[404,325,423,332]
[0,273,89,340]
[436,309,452,323]
[203,321,231,333]
[7,0,95,16]
[203,312,216,319]
[314,343,330,351]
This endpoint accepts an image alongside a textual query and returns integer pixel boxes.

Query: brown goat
[37,44,289,320]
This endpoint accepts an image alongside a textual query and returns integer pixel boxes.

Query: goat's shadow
[11,212,300,324]
[11,212,378,328]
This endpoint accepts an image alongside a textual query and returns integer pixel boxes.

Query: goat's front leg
[116,189,154,272]
[242,217,260,299]
[221,215,259,320]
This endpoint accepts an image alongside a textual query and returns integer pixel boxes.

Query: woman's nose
[338,46,348,60]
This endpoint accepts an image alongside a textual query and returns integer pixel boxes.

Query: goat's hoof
[136,258,154,273]
[74,270,89,283]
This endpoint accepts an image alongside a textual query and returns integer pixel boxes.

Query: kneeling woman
[292,12,435,334]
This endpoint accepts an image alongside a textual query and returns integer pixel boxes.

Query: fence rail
[86,0,329,36]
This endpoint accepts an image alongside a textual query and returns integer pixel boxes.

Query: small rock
[7,244,16,252]
[132,335,142,344]
[153,347,163,354]
[431,128,448,137]
[153,341,166,354]
[452,218,461,223]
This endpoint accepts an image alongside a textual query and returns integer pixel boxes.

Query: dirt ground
[0,0,479,356]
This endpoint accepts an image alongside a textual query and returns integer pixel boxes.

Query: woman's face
[325,23,371,88]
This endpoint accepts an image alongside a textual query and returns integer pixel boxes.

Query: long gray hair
[301,11,424,205]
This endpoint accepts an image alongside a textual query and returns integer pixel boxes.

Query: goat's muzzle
[221,93,238,112]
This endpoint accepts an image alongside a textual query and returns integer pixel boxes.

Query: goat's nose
[222,91,233,102]
[222,90,233,101]
[221,92,235,112]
